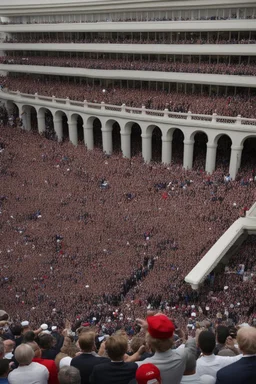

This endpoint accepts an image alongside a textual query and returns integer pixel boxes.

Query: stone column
[53,118,63,142]
[120,132,131,159]
[162,138,172,164]
[183,140,194,169]
[83,125,94,150]
[141,134,152,163]
[68,120,78,146]
[101,127,113,155]
[229,145,243,180]
[37,115,45,134]
[23,110,31,131]
[205,143,217,174]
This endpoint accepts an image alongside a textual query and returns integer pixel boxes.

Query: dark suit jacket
[216,356,256,384]
[71,353,109,384]
[90,361,137,384]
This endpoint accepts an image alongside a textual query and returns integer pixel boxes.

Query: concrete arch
[187,129,209,143]
[37,108,55,140]
[6,100,20,117]
[6,101,20,128]
[123,121,142,135]
[213,133,233,146]
[53,109,68,121]
[52,109,68,141]
[152,126,162,162]
[240,135,256,170]
[214,134,232,171]
[170,128,185,165]
[37,107,51,119]
[70,113,85,143]
[85,115,103,128]
[240,134,256,147]
[101,118,121,154]
[21,104,38,131]
[83,115,102,150]
[165,126,185,141]
[193,131,209,170]
[145,124,163,137]
[105,118,119,131]
[69,113,84,125]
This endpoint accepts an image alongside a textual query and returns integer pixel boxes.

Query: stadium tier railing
[4,89,256,126]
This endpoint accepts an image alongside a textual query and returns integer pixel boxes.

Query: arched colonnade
[6,101,256,179]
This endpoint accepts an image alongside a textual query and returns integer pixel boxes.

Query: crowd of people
[0,312,256,384]
[0,112,256,329]
[2,75,256,119]
[2,12,256,25]
[1,56,255,77]
[5,35,256,45]
[0,119,256,383]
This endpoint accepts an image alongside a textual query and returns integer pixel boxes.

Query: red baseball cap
[147,315,175,339]
[81,322,90,327]
[136,363,161,384]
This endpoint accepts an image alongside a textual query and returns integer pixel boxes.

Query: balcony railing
[3,89,256,126]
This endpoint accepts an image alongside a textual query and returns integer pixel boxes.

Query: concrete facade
[185,202,256,289]
[2,90,256,180]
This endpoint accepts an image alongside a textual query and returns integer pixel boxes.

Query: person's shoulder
[136,356,155,366]
[31,361,49,372]
[217,359,241,377]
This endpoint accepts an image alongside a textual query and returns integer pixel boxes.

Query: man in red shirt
[26,342,59,384]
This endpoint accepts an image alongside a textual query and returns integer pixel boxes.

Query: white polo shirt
[8,362,49,384]
[196,354,242,379]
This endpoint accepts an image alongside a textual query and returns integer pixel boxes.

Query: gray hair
[58,366,81,384]
[14,344,34,365]
[184,351,196,373]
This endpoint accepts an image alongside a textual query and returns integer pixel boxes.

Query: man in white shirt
[180,351,215,384]
[196,330,242,379]
[8,343,49,384]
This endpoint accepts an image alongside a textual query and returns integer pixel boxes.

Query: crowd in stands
[1,56,256,77]
[1,117,256,328]
[5,36,256,45]
[0,95,256,382]
[2,76,256,119]
[2,12,256,24]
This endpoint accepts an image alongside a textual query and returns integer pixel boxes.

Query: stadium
[0,1,256,383]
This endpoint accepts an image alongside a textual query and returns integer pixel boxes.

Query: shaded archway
[151,126,162,162]
[105,119,121,153]
[30,106,38,132]
[192,132,208,170]
[54,110,69,142]
[44,109,55,140]
[6,102,19,127]
[112,122,121,153]
[22,105,38,132]
[215,135,232,170]
[38,107,55,140]
[130,123,142,157]
[93,118,102,149]
[70,113,84,144]
[172,129,184,165]
[77,115,84,143]
[240,136,256,170]
[62,114,69,141]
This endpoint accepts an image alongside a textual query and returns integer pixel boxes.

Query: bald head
[14,344,34,365]
[3,340,15,353]
[237,326,256,355]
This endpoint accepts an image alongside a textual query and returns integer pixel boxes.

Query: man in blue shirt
[0,359,10,383]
